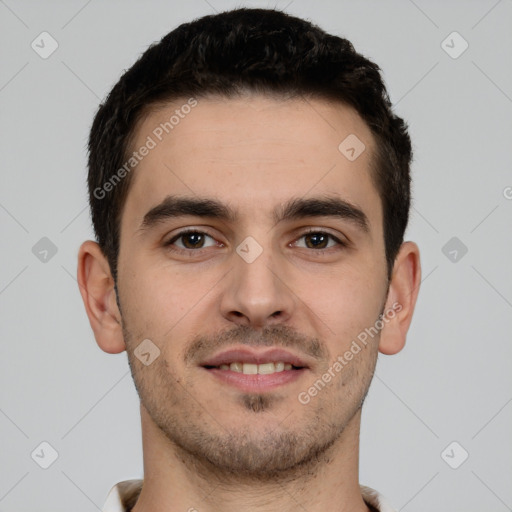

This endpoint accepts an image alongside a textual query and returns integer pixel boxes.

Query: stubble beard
[124,329,377,484]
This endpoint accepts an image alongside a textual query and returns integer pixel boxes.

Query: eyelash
[164,228,347,255]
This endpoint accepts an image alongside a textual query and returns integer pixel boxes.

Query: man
[78,7,421,512]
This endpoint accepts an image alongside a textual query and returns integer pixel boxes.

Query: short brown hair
[87,7,412,283]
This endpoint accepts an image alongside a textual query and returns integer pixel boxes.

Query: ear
[77,240,126,354]
[378,241,421,355]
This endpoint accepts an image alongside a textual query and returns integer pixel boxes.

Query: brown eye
[304,232,329,249]
[165,230,217,251]
[180,232,206,249]
[295,231,345,250]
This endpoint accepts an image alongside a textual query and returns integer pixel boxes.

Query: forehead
[122,94,381,233]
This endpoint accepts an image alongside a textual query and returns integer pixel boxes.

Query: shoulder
[360,485,397,512]
[101,479,143,512]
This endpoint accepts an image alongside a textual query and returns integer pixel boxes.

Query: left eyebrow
[137,194,370,234]
[273,196,370,233]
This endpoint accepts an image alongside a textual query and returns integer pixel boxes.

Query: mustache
[184,324,328,365]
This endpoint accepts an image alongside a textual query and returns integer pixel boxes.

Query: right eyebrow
[138,196,237,234]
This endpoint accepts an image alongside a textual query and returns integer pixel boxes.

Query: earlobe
[378,241,421,355]
[77,240,126,354]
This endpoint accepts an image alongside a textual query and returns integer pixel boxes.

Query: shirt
[101,479,397,512]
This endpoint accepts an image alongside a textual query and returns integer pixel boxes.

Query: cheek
[308,268,385,347]
[122,259,199,319]
[121,263,222,363]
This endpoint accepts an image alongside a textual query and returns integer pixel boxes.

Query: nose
[219,243,296,329]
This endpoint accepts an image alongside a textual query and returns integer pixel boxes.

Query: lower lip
[202,367,307,392]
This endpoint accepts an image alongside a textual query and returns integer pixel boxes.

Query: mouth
[203,361,303,374]
[199,347,309,392]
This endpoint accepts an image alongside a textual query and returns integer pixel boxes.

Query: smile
[207,361,299,374]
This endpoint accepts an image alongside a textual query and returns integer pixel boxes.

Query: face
[116,94,389,478]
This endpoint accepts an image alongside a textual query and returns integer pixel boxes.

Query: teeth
[275,362,285,372]
[242,363,258,375]
[230,362,243,373]
[219,362,297,374]
[258,362,275,374]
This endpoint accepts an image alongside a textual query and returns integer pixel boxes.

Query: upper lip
[200,347,310,368]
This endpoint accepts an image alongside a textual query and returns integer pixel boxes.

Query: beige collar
[101,479,396,512]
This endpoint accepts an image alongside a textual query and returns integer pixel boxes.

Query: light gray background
[1,0,511,510]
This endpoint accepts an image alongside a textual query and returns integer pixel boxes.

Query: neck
[131,404,370,512]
